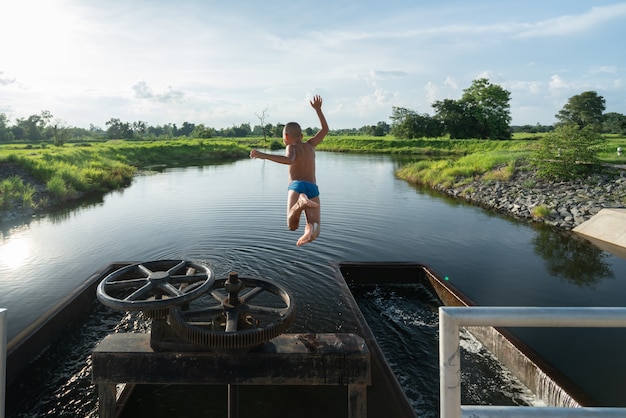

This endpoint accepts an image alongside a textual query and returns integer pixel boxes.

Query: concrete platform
[573,208,626,250]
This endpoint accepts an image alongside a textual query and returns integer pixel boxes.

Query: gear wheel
[96,260,214,319]
[169,272,296,351]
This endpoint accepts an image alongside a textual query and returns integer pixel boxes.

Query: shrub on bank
[532,124,604,180]
[0,176,37,210]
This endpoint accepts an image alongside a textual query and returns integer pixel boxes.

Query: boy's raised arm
[308,95,328,147]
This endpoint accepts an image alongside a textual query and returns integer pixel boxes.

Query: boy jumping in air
[250,95,328,246]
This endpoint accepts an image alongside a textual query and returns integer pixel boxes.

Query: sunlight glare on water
[0,234,32,270]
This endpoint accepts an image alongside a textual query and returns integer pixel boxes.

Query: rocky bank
[433,166,626,230]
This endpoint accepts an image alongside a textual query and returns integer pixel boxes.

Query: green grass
[396,149,530,188]
[0,138,250,210]
[595,135,626,164]
[317,135,533,156]
[0,176,38,210]
[531,204,551,219]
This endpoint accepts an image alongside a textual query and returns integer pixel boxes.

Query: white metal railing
[439,306,626,418]
[1,308,6,418]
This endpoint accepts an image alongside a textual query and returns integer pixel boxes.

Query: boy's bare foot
[294,193,319,210]
[288,194,319,230]
[296,222,320,246]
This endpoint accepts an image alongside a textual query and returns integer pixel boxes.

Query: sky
[1,0,626,131]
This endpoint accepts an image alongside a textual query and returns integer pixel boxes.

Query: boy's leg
[287,192,318,231]
[287,191,300,230]
[296,197,321,246]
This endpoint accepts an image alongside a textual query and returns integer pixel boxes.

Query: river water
[2,151,626,415]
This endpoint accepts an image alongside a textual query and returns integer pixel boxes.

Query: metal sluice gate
[91,260,371,418]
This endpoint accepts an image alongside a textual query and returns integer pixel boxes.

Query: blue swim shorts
[288,180,320,199]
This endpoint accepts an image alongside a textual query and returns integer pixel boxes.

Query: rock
[434,166,626,230]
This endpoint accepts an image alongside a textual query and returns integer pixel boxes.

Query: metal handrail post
[439,307,461,418]
[1,308,7,418]
[439,306,626,418]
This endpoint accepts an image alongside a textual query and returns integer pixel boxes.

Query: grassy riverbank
[394,134,626,189]
[317,134,534,155]
[0,139,249,211]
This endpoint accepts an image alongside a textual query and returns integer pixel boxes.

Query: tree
[176,121,195,137]
[51,120,70,147]
[14,111,53,142]
[431,99,474,139]
[132,121,147,138]
[0,113,13,142]
[556,91,605,131]
[220,123,252,137]
[390,107,443,139]
[460,78,511,139]
[255,108,269,144]
[191,124,213,138]
[433,78,511,139]
[105,118,134,139]
[532,124,604,179]
[272,124,285,138]
[602,112,626,135]
[365,121,391,136]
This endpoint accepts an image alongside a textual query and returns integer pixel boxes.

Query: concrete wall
[574,208,626,249]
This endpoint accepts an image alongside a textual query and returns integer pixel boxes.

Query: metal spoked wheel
[169,272,296,351]
[96,260,215,318]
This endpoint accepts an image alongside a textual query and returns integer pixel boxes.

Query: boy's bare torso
[287,142,316,184]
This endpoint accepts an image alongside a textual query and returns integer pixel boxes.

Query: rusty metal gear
[168,272,296,351]
[96,260,214,319]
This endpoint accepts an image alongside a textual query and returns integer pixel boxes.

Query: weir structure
[91,260,373,418]
[5,259,626,416]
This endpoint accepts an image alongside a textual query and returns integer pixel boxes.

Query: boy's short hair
[284,122,302,137]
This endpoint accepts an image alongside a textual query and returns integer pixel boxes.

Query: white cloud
[0,71,16,86]
[425,82,439,104]
[132,82,153,100]
[515,3,626,38]
[132,81,185,104]
[548,75,572,91]
[371,70,410,80]
[589,66,618,74]
[505,80,542,96]
[444,77,459,90]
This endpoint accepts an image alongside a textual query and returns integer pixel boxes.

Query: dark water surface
[2,152,626,415]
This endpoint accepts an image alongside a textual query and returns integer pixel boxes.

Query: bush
[532,124,603,179]
[47,175,75,201]
[531,204,551,219]
[0,176,36,210]
[269,140,283,150]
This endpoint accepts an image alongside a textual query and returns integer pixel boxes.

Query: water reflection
[531,225,614,288]
[0,232,32,270]
[45,193,108,224]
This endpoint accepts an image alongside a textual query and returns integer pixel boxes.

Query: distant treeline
[2,78,625,146]
[0,111,394,145]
